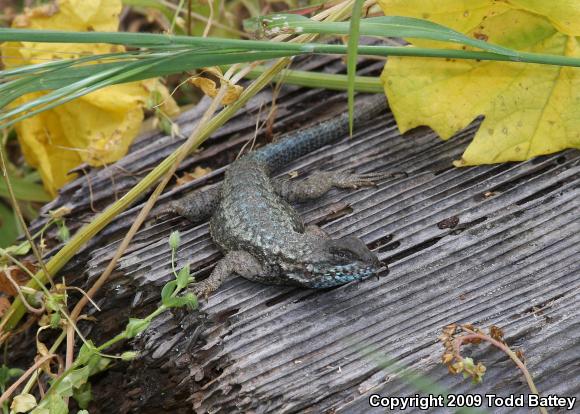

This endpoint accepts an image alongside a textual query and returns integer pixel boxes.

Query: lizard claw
[189,282,211,301]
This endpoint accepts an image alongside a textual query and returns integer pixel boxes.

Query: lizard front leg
[274,170,400,203]
[191,250,263,298]
[157,184,221,223]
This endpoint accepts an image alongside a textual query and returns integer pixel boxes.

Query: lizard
[161,94,393,297]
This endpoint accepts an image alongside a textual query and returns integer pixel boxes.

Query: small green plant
[440,324,547,414]
[0,230,196,413]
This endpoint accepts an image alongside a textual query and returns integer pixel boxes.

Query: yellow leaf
[378,0,580,165]
[1,0,179,196]
[507,0,580,36]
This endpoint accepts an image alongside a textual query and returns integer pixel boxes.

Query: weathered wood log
[12,56,580,413]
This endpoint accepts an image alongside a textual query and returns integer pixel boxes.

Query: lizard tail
[253,94,388,172]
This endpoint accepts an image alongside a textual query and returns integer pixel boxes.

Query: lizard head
[300,236,382,288]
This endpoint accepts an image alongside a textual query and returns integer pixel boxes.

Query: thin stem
[0,354,55,406]
[456,331,548,414]
[187,0,192,36]
[243,66,383,92]
[2,269,44,315]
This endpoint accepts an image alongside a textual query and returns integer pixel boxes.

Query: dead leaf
[190,67,243,105]
[175,166,212,186]
[49,206,72,219]
[0,263,36,296]
[0,297,11,318]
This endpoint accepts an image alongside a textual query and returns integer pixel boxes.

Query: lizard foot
[189,251,263,299]
[189,281,214,301]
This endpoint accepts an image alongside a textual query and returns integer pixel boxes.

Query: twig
[2,269,45,315]
[202,0,214,37]
[442,324,548,414]
[457,329,547,414]
[160,0,247,38]
[187,0,192,36]
[0,354,55,406]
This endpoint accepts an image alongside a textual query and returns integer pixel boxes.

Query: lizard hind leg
[190,250,263,298]
[156,184,221,223]
[274,170,403,203]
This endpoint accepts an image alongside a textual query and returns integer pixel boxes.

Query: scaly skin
[164,95,392,296]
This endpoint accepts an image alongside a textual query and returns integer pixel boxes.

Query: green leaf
[0,364,24,387]
[0,202,19,248]
[176,264,191,290]
[8,367,25,379]
[34,393,68,414]
[56,222,70,243]
[0,174,51,202]
[76,341,97,366]
[160,280,177,303]
[48,393,68,414]
[52,366,90,398]
[45,293,65,312]
[3,26,580,129]
[163,293,198,310]
[2,240,31,256]
[124,318,151,339]
[77,340,110,375]
[73,381,92,409]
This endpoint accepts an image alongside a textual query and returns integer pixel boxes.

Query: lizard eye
[335,250,352,260]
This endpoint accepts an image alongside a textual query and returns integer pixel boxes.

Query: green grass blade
[0,50,149,79]
[1,63,131,122]
[347,0,365,135]
[0,49,298,123]
[0,52,185,126]
[5,28,580,68]
[253,14,518,57]
[244,66,382,92]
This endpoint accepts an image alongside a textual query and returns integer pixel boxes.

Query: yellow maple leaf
[1,0,179,195]
[378,0,580,165]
